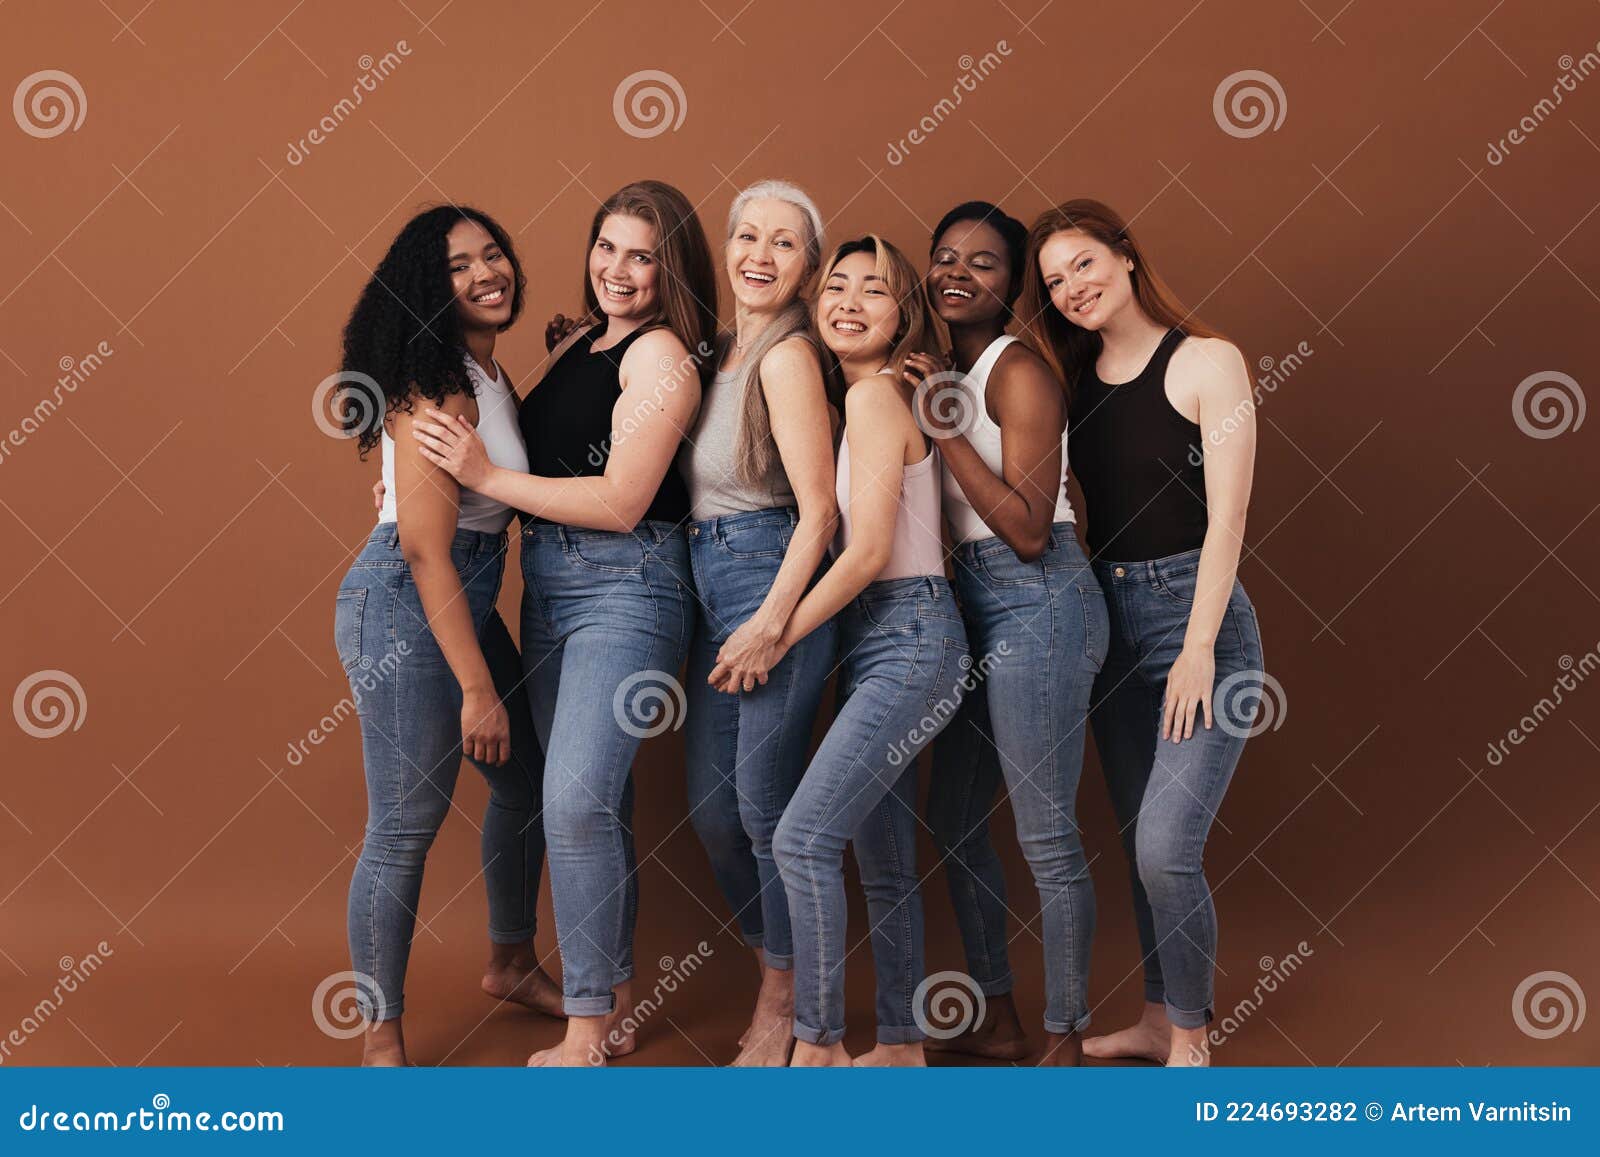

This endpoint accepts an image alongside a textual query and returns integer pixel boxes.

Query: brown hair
[582,180,719,379]
[1016,198,1221,407]
[815,234,945,409]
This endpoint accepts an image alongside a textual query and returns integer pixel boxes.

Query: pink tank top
[834,429,945,581]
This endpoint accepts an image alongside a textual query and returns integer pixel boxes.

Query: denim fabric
[774,576,969,1046]
[1090,546,1265,1029]
[926,523,1108,1034]
[336,524,545,1022]
[684,507,835,970]
[518,520,693,1017]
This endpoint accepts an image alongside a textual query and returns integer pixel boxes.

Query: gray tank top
[679,366,796,520]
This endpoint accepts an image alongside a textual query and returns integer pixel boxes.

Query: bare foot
[731,961,795,1067]
[1036,1030,1082,1067]
[1167,1026,1211,1067]
[852,1042,926,1067]
[361,1018,407,1067]
[526,982,635,1067]
[790,1040,853,1067]
[925,991,1029,1061]
[481,960,566,1018]
[1082,1001,1170,1064]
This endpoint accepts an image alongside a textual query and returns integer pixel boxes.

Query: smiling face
[1037,228,1135,331]
[816,250,901,366]
[587,212,661,322]
[726,197,811,312]
[927,217,1011,327]
[448,219,515,331]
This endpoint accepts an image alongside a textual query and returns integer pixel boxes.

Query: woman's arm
[774,375,909,652]
[1161,338,1255,742]
[415,328,701,531]
[914,345,1063,562]
[390,394,510,765]
[708,338,839,692]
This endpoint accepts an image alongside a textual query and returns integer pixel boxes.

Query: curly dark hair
[338,204,525,455]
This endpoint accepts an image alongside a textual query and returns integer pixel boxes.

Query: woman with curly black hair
[333,205,559,1066]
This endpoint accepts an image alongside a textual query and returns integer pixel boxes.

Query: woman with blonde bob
[765,236,969,1066]
[1017,198,1265,1067]
[677,180,839,1066]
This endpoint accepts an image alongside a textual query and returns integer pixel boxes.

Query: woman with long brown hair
[1017,198,1266,1066]
[413,180,717,1066]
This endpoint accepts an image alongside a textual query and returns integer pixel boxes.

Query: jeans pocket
[334,588,367,673]
[1078,585,1110,671]
[926,634,970,712]
[567,530,647,574]
[719,520,790,560]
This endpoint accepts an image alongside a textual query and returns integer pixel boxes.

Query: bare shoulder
[759,334,822,384]
[1172,335,1247,391]
[844,371,906,421]
[990,338,1063,398]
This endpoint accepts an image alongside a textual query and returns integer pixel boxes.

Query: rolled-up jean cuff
[1043,1011,1092,1036]
[362,998,402,1023]
[1165,1000,1210,1030]
[741,930,765,950]
[489,926,536,945]
[877,1023,925,1045]
[763,949,793,971]
[792,1018,843,1046]
[1144,979,1166,1005]
[564,994,615,1017]
[977,972,1014,998]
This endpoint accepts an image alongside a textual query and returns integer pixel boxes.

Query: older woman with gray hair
[678,179,839,1066]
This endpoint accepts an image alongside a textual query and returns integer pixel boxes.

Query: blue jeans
[519,520,693,1016]
[685,508,835,971]
[774,576,969,1045]
[336,524,545,1022]
[1090,546,1265,1029]
[927,524,1108,1035]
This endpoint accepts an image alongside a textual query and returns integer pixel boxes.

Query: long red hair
[1016,198,1222,407]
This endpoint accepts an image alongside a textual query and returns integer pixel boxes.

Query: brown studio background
[2,0,1597,1066]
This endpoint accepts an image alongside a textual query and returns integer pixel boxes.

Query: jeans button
[1113,566,1126,578]
[689,527,699,536]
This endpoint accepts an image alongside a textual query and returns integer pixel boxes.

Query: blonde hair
[815,234,944,405]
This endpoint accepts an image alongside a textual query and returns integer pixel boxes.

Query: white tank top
[379,355,528,533]
[834,429,945,581]
[941,334,1075,545]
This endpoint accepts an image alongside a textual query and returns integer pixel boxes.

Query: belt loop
[386,525,400,551]
[556,525,571,551]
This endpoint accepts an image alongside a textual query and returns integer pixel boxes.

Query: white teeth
[831,319,866,333]
[472,288,505,304]
[742,271,775,283]
[942,287,973,300]
[1075,293,1099,314]
[603,279,636,297]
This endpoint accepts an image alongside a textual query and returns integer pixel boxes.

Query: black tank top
[517,323,691,527]
[1068,327,1208,561]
